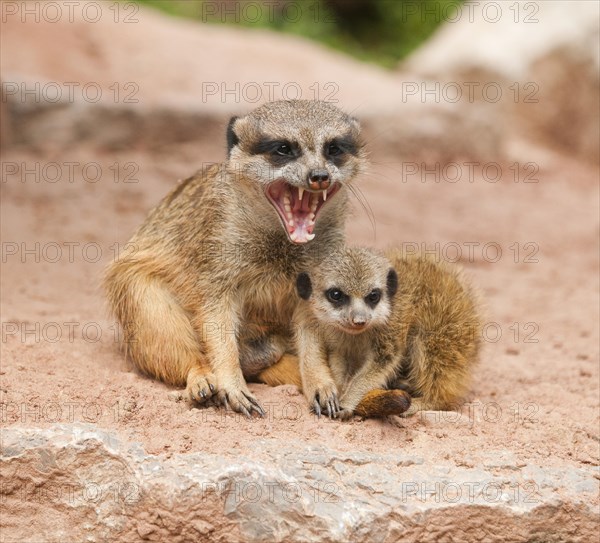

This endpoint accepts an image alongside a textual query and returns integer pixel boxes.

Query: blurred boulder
[401,0,600,163]
[0,82,11,147]
[0,2,502,162]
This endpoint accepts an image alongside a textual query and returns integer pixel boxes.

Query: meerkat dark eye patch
[325,288,349,306]
[296,273,312,300]
[326,143,343,156]
[365,288,382,308]
[386,269,398,299]
[226,116,239,156]
[250,138,300,164]
[323,134,359,164]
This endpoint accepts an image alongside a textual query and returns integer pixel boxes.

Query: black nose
[308,170,330,190]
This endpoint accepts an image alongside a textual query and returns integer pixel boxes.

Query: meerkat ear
[386,268,398,299]
[226,116,239,155]
[296,273,313,300]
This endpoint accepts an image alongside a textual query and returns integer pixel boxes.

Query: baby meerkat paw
[216,384,265,419]
[310,383,340,419]
[186,371,217,404]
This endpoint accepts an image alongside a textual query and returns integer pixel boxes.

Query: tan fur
[385,248,481,415]
[253,353,303,388]
[294,247,481,419]
[104,100,366,415]
[354,389,412,418]
[256,354,409,418]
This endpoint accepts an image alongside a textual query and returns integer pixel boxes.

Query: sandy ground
[0,6,599,540]
[1,135,598,480]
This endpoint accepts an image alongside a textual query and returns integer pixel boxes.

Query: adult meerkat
[294,247,481,419]
[104,100,367,416]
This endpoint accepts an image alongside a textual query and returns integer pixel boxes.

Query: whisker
[358,170,400,185]
[369,159,409,175]
[347,183,377,239]
[364,121,408,146]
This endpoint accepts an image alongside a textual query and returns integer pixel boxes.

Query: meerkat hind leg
[397,397,428,417]
[354,389,412,418]
[255,354,302,387]
[337,358,400,420]
[398,335,471,416]
[113,273,217,404]
[240,334,290,379]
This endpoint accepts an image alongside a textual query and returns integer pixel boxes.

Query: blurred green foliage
[135,0,463,68]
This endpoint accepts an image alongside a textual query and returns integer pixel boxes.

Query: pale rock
[1,424,598,542]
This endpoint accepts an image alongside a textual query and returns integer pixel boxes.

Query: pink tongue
[292,214,311,242]
[279,187,317,243]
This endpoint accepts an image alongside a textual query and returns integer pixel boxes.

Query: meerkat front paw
[216,384,265,418]
[308,382,340,418]
[186,370,218,404]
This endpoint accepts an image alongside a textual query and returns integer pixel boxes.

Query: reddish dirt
[1,138,598,480]
[1,8,599,538]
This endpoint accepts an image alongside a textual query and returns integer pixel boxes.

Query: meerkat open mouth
[266,180,340,244]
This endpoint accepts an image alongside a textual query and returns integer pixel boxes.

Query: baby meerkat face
[226,100,366,244]
[297,248,398,335]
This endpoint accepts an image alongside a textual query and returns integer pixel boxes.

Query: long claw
[313,399,321,418]
[327,401,333,419]
[244,393,265,417]
[240,404,251,419]
[244,393,266,417]
[209,383,215,392]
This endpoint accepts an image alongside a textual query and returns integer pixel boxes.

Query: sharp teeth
[310,193,318,211]
[322,190,327,202]
[290,231,298,242]
[288,219,294,227]
[309,212,315,221]
[284,203,292,212]
[306,233,315,241]
[298,187,304,200]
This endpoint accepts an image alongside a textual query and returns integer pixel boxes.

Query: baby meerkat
[104,100,367,416]
[295,247,481,419]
